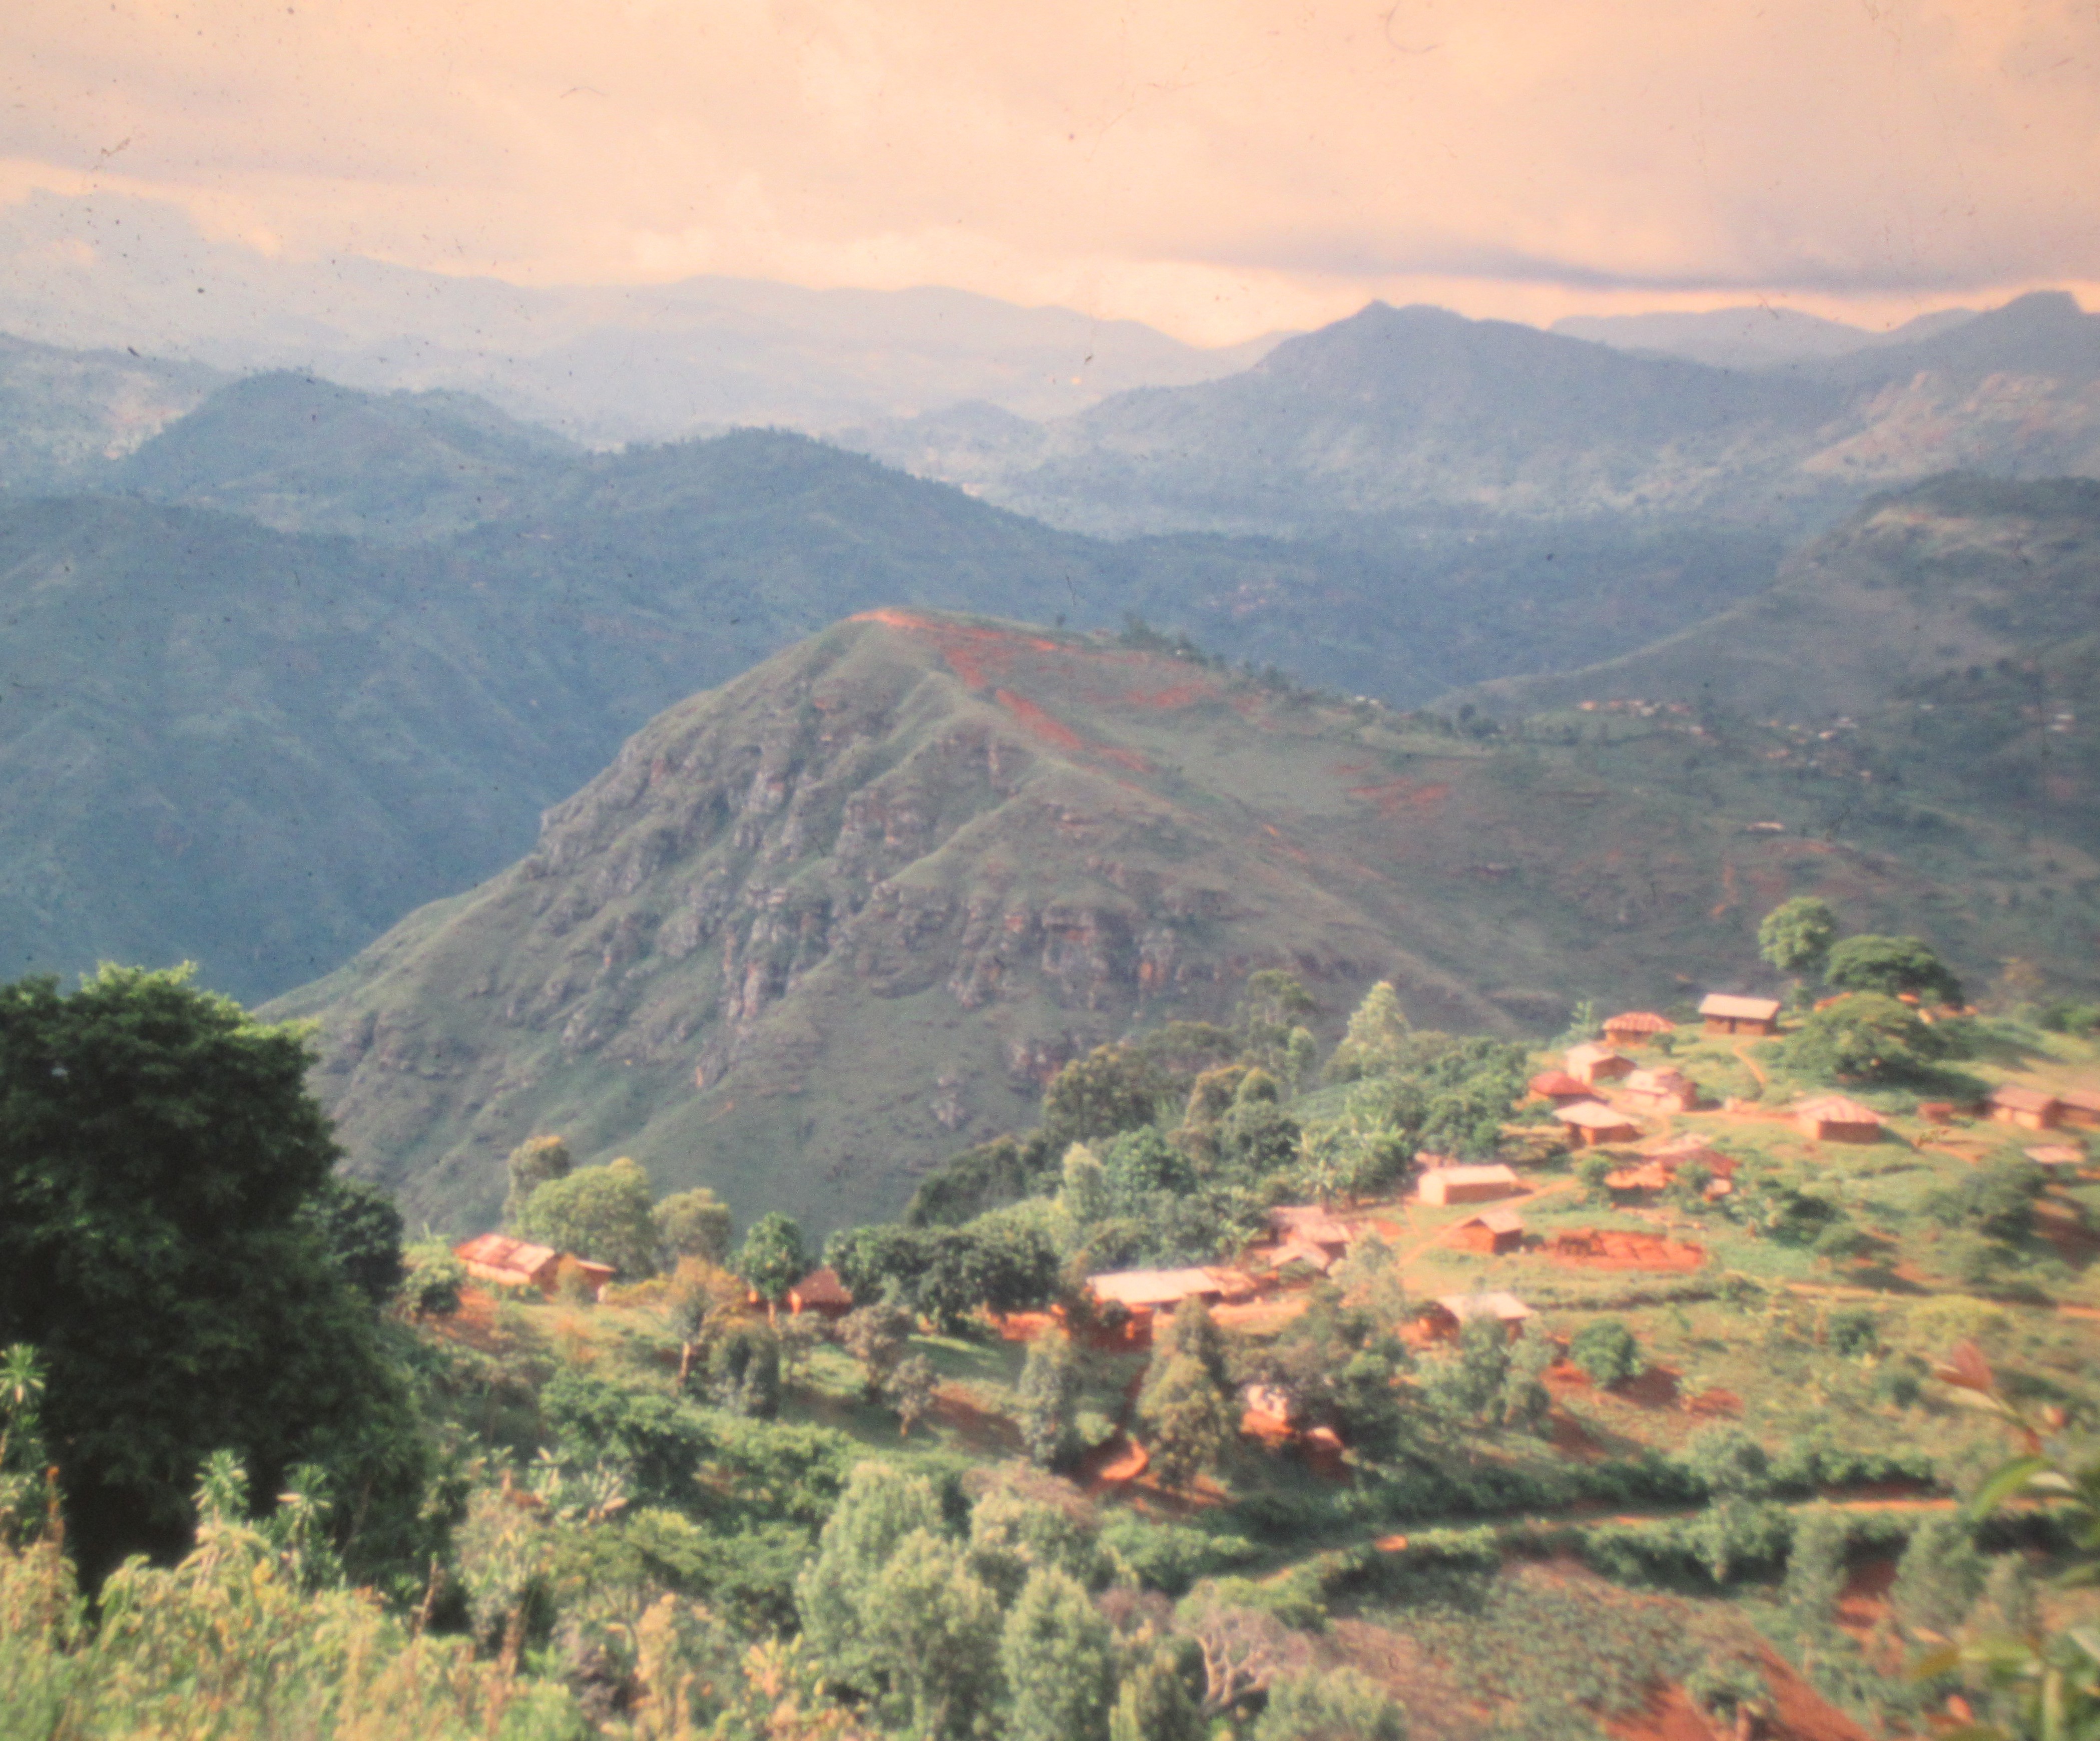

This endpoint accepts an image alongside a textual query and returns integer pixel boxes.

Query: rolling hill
[106,371,580,542]
[267,602,2100,1240]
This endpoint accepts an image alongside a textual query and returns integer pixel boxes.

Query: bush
[1568,1320,1642,1387]
[401,1241,466,1318]
[1253,1667,1406,1741]
[1825,1305,1880,1356]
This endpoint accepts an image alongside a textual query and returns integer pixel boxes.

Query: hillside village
[246,893,2093,1741]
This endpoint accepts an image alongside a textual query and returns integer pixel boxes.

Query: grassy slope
[268,609,2100,1240]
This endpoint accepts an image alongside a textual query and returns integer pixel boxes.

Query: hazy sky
[5,0,2097,343]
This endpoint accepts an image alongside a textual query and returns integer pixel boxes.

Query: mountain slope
[107,372,579,541]
[1551,305,1976,371]
[0,497,600,997]
[866,301,1842,537]
[0,331,223,490]
[268,607,2100,1239]
[1465,475,2100,724]
[0,423,1795,1006]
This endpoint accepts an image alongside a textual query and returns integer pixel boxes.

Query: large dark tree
[0,966,424,1581]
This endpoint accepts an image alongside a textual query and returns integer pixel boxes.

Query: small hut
[1266,1205,1354,1255]
[1417,1163,1523,1205]
[1649,1135,1738,1181]
[1448,1207,1525,1254]
[1794,1094,1884,1144]
[1422,1290,1532,1340]
[2025,1145,2087,1172]
[1602,1011,1674,1047]
[786,1266,856,1320]
[1553,1101,1644,1147]
[1086,1267,1241,1345]
[1527,1070,1596,1105]
[1564,1042,1637,1086]
[2059,1089,2100,1132]
[1620,1067,1700,1114]
[453,1234,615,1299]
[1700,993,1782,1037]
[1988,1085,2063,1132]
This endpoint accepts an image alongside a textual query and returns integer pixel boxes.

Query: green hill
[266,605,2099,1240]
[107,370,579,542]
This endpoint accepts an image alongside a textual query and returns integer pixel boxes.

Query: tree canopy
[1824,934,1965,1006]
[519,1156,660,1276]
[1758,897,1840,980]
[0,966,424,1580]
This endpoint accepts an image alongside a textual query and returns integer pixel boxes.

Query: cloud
[4,0,2097,339]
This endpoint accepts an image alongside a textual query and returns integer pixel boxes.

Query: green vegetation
[0,966,429,1584]
[4,941,2098,1739]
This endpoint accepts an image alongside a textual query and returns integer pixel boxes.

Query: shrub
[1253,1667,1406,1741]
[400,1242,466,1318]
[1568,1320,1642,1387]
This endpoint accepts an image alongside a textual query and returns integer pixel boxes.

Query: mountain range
[0,362,1801,1002]
[843,291,2100,539]
[3,292,2095,1055]
[0,190,1280,440]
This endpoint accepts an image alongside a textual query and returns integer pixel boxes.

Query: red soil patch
[1685,1388,1743,1419]
[1614,1365,1684,1409]
[992,687,1151,772]
[1833,1556,1896,1641]
[1345,777,1453,817]
[1076,1432,1157,1497]
[1546,1361,1683,1410]
[1604,1681,1720,1741]
[426,1287,517,1357]
[1546,1229,1706,1271]
[1604,1647,1873,1741]
[2034,1198,2099,1266]
[850,608,1061,690]
[1120,678,1219,709]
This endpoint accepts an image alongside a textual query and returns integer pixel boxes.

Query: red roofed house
[454,1234,616,1300]
[1795,1095,1884,1144]
[1528,1070,1596,1106]
[1988,1085,2062,1132]
[1553,1101,1644,1147]
[1602,1011,1674,1046]
[1086,1267,1251,1345]
[1564,1043,1637,1087]
[1620,1068,1700,1115]
[2059,1089,2100,1132]
[1649,1136,1739,1182]
[1700,994,1782,1037]
[786,1266,856,1320]
[1266,1205,1354,1254]
[1417,1163,1523,1205]
[1448,1207,1525,1254]
[1421,1291,1532,1340]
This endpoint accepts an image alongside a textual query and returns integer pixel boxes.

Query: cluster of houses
[451,1231,857,1320]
